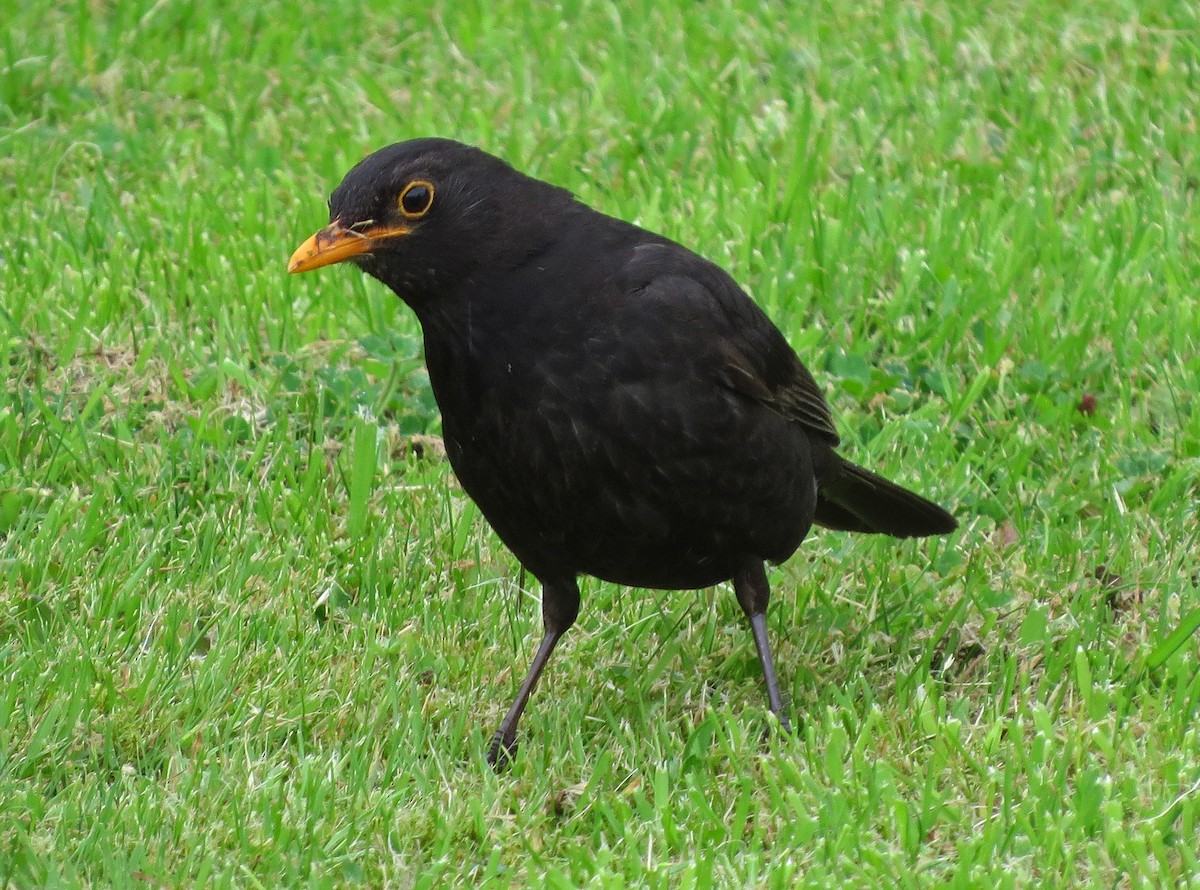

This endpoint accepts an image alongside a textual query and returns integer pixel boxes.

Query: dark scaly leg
[487,575,580,769]
[733,560,792,731]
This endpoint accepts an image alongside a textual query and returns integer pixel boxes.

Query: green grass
[3,0,1199,885]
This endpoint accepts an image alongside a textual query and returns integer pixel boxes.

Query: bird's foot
[486,729,518,772]
[758,712,795,747]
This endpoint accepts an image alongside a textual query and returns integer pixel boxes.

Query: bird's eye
[399,181,435,218]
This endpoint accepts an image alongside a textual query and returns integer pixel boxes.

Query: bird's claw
[759,712,796,747]
[486,730,518,771]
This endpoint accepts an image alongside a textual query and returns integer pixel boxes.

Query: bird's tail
[814,456,957,538]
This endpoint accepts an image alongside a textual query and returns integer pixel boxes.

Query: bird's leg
[487,576,580,770]
[733,560,792,732]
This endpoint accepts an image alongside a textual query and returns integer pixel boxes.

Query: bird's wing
[624,242,841,446]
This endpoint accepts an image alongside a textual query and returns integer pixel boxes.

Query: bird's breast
[414,274,819,587]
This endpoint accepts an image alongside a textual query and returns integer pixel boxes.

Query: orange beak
[287,221,411,273]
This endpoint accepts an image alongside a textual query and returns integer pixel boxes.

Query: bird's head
[288,138,571,301]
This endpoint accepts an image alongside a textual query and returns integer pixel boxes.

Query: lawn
[2,0,1198,886]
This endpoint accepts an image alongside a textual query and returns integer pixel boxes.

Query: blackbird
[289,138,956,767]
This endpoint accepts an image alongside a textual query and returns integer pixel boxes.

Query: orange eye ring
[399,181,435,218]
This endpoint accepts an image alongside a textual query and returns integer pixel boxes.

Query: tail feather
[815,457,957,538]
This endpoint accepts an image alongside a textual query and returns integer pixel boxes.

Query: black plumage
[289,138,957,767]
